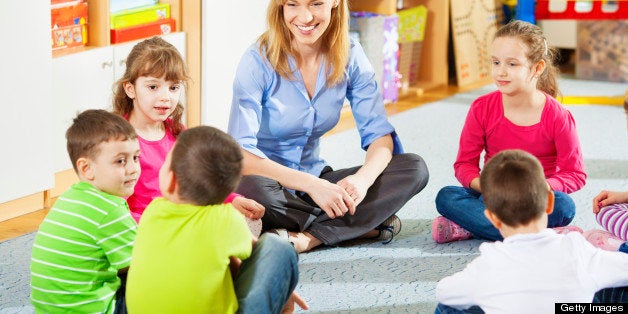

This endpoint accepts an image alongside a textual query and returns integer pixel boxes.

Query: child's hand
[232,196,265,219]
[592,190,628,214]
[281,292,309,313]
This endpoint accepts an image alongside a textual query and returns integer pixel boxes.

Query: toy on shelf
[50,0,88,50]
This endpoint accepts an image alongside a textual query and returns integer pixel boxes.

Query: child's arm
[547,110,586,193]
[229,237,257,280]
[436,256,483,309]
[229,256,242,281]
[282,291,309,313]
[592,190,628,214]
[230,195,265,219]
[454,103,486,191]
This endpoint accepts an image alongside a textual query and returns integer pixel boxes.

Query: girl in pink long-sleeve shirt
[111,37,264,236]
[433,20,586,244]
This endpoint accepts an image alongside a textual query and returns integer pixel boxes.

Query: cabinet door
[0,0,54,203]
[51,47,115,172]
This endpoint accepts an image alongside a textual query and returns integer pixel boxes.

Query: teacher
[228,0,429,253]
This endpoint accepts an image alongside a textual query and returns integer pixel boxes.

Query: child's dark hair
[170,126,243,206]
[112,36,190,136]
[66,109,137,173]
[480,149,548,227]
[495,20,561,99]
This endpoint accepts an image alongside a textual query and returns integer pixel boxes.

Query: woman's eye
[170,85,180,91]
[133,155,140,162]
[116,158,127,165]
[148,85,158,90]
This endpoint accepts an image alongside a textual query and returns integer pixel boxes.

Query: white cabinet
[0,0,54,205]
[51,32,186,172]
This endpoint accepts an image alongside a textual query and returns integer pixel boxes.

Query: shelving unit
[52,0,181,58]
[0,0,202,222]
[349,0,450,97]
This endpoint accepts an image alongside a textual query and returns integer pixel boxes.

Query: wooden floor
[0,82,481,243]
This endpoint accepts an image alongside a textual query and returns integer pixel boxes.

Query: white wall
[0,0,54,202]
[201,2,267,130]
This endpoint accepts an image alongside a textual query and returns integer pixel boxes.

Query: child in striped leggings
[584,98,628,252]
[585,191,628,252]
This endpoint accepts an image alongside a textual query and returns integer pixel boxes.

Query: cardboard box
[450,0,502,87]
[576,21,628,82]
[111,18,175,44]
[110,3,170,29]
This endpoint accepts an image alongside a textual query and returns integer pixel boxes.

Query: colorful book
[110,3,170,29]
[111,18,175,44]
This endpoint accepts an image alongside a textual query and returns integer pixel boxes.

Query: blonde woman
[228,0,429,253]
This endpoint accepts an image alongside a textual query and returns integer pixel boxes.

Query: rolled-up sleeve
[345,40,403,155]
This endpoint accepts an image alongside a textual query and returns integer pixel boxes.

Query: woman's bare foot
[288,231,322,253]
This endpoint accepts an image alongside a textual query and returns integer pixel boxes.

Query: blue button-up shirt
[228,39,403,177]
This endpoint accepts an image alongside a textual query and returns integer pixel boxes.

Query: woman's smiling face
[283,0,337,49]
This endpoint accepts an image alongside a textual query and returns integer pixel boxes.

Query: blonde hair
[258,0,349,86]
[494,20,561,99]
[112,37,190,136]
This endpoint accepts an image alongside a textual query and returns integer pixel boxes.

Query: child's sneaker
[431,216,472,244]
[552,225,583,235]
[583,229,624,251]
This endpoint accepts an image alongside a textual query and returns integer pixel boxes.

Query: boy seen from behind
[31,110,140,313]
[126,126,306,313]
[436,149,628,314]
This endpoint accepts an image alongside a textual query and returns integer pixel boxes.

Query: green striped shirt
[31,182,137,313]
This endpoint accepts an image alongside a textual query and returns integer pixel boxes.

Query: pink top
[127,127,177,222]
[126,119,240,223]
[454,90,586,193]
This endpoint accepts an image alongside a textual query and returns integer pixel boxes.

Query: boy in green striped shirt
[31,110,140,313]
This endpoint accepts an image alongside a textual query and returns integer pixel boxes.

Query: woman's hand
[232,196,265,219]
[337,174,370,206]
[305,178,355,218]
[592,190,628,214]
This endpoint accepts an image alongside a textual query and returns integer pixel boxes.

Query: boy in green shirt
[126,126,306,313]
[31,109,140,313]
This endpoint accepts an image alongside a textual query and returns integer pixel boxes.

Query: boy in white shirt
[436,149,628,314]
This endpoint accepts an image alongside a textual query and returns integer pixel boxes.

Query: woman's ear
[123,82,136,100]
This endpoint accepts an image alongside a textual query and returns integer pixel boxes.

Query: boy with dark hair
[436,149,628,314]
[31,109,140,313]
[126,126,306,313]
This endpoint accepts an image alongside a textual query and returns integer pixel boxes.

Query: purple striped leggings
[597,203,628,241]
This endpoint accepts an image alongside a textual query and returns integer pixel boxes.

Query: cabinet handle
[119,59,127,67]
[101,61,112,69]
